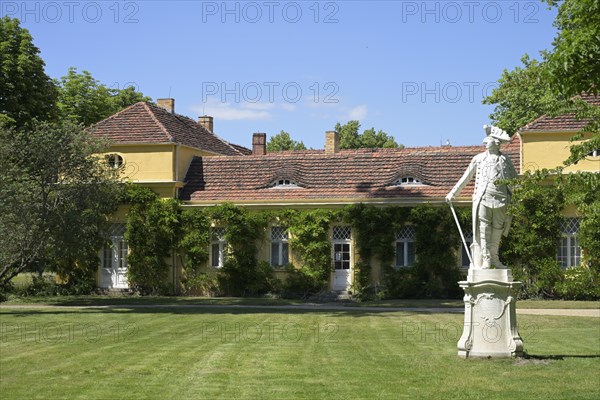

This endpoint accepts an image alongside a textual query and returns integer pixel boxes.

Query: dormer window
[105,154,124,169]
[393,176,422,186]
[270,179,301,189]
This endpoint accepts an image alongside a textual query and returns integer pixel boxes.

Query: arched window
[105,154,124,169]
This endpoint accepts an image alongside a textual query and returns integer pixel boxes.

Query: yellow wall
[107,144,175,182]
[521,132,600,173]
[176,146,218,183]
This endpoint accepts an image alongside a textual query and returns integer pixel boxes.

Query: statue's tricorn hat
[483,125,511,143]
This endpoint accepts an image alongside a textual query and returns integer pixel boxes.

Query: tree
[0,17,58,127]
[57,67,151,126]
[334,121,401,149]
[0,120,124,288]
[266,130,307,152]
[482,55,561,135]
[546,0,600,165]
[484,0,600,165]
[484,0,600,297]
[545,0,600,97]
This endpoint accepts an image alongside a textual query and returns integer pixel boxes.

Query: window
[332,226,352,270]
[587,149,599,157]
[210,227,228,268]
[270,226,289,267]
[270,179,301,189]
[460,229,474,269]
[101,224,128,270]
[100,224,129,289]
[333,226,351,241]
[557,218,581,268]
[395,226,416,268]
[393,176,422,186]
[105,154,124,169]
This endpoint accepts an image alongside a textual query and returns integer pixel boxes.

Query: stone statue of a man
[446,125,516,269]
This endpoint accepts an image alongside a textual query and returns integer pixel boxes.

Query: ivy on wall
[502,169,599,299]
[125,186,181,295]
[178,208,211,294]
[279,209,341,297]
[344,204,405,298]
[208,204,275,296]
[123,173,599,299]
[344,204,464,299]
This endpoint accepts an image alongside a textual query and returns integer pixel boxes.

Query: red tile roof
[520,93,600,133]
[180,136,521,204]
[88,102,247,156]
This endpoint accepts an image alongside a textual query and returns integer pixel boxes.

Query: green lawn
[1,307,598,399]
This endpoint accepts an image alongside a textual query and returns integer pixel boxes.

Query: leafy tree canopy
[545,0,600,97]
[266,130,307,152]
[334,121,402,149]
[484,0,600,165]
[0,17,58,127]
[0,120,124,288]
[57,67,151,126]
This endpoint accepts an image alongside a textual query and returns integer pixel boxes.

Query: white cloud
[280,103,296,112]
[242,102,275,111]
[191,101,271,121]
[347,105,368,120]
[191,100,296,120]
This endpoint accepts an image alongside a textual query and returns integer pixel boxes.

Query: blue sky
[8,0,558,149]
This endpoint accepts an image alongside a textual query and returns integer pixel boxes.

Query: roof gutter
[180,197,473,209]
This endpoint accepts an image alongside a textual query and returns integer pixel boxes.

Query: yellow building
[91,95,598,293]
[90,99,250,289]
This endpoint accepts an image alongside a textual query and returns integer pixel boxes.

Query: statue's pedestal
[457,269,524,358]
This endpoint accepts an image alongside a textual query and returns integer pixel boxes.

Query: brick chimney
[252,133,267,156]
[325,131,340,154]
[157,98,175,114]
[198,116,214,132]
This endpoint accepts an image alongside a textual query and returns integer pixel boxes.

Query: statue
[446,125,516,269]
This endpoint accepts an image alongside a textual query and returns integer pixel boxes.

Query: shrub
[380,267,422,299]
[219,260,276,297]
[555,266,600,300]
[182,272,220,296]
[281,265,323,299]
[19,274,62,296]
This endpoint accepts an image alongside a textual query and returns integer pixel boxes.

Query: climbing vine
[122,177,598,299]
[207,204,274,296]
[502,169,599,299]
[344,204,464,299]
[279,209,341,297]
[125,186,181,295]
[178,208,211,294]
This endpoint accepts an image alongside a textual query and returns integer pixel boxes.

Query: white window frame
[393,176,423,186]
[270,226,289,267]
[557,218,581,269]
[270,179,301,189]
[210,227,228,269]
[395,226,416,268]
[101,224,128,270]
[332,226,352,271]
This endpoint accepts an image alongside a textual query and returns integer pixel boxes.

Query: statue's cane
[448,200,473,266]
